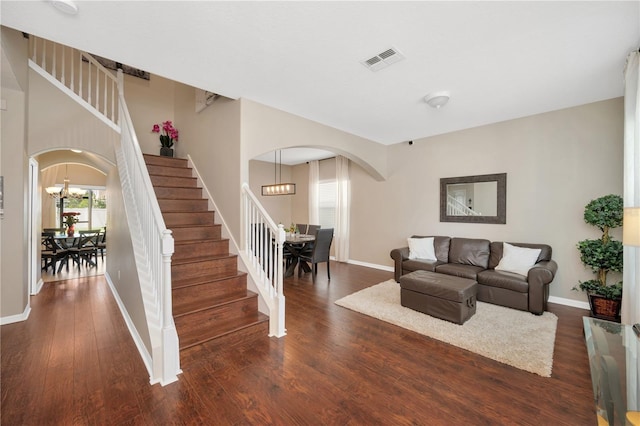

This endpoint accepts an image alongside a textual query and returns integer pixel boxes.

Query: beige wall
[248,159,293,226]
[105,167,151,351]
[124,74,175,155]
[174,84,242,239]
[239,98,387,183]
[1,28,29,319]
[350,98,624,303]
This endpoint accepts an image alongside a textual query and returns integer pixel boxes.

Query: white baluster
[41,39,46,70]
[103,73,107,114]
[70,47,74,92]
[31,36,36,62]
[87,61,92,105]
[61,45,65,86]
[78,52,83,98]
[52,43,56,79]
[95,68,100,110]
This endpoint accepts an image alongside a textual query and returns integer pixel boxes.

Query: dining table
[283,234,315,278]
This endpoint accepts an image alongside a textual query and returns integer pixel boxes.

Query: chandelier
[45,164,86,199]
[261,150,296,196]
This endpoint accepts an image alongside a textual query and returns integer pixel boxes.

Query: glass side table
[583,317,640,425]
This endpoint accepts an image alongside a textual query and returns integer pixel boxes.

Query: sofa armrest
[390,247,410,282]
[527,260,558,314]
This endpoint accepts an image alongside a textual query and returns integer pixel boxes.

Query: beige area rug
[335,279,558,377]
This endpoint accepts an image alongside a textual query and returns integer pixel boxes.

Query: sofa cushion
[410,235,451,263]
[435,263,485,280]
[495,242,541,277]
[477,270,529,293]
[448,238,491,268]
[408,237,436,260]
[489,242,552,269]
[403,259,440,273]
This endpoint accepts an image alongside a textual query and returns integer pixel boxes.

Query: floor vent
[361,47,404,72]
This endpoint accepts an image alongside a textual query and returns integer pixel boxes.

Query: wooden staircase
[143,154,269,356]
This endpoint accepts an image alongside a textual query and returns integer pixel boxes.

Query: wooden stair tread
[174,237,228,244]
[178,313,269,350]
[174,290,257,317]
[172,271,247,289]
[172,253,235,265]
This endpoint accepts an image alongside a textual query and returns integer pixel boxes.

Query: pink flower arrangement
[152,120,179,148]
[62,211,80,226]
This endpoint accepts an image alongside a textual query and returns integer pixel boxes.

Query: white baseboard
[32,278,44,295]
[1,302,31,325]
[548,295,590,310]
[103,271,154,382]
[346,259,394,272]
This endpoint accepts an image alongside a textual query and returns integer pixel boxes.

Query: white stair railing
[447,194,482,216]
[28,35,119,130]
[241,183,286,337]
[28,35,180,385]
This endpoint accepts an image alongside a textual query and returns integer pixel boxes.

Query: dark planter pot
[160,147,174,157]
[588,293,622,322]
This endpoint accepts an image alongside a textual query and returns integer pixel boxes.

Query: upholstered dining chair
[306,224,321,236]
[298,228,333,281]
[295,224,308,234]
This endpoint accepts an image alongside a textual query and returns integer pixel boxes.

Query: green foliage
[574,194,624,300]
[574,280,622,299]
[583,194,623,233]
[577,239,623,274]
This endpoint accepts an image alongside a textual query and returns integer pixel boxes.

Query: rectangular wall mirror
[440,173,507,224]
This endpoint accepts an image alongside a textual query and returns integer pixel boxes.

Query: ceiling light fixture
[261,151,296,196]
[50,0,79,15]
[424,91,450,109]
[45,164,86,199]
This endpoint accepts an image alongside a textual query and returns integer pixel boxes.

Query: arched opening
[31,149,114,286]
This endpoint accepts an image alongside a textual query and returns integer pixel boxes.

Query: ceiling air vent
[361,47,404,72]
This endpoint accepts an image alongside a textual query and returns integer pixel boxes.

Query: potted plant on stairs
[574,194,624,322]
[152,120,179,157]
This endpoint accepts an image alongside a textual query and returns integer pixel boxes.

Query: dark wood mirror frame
[440,173,507,224]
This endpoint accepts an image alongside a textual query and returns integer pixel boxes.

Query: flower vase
[67,224,75,236]
[160,147,174,157]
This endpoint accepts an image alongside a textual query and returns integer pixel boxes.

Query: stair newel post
[271,224,287,337]
[160,228,180,383]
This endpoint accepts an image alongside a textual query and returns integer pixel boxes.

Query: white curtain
[335,156,350,262]
[623,50,640,325]
[308,160,319,225]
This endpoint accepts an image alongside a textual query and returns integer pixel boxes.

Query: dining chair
[96,228,107,260]
[298,228,333,281]
[68,231,100,268]
[295,224,308,234]
[41,233,69,274]
[306,224,320,236]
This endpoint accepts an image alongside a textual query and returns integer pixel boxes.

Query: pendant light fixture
[261,150,296,196]
[45,164,86,199]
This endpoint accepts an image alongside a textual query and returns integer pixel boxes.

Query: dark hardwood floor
[1,261,596,425]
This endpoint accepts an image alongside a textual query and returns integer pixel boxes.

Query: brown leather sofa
[390,236,558,315]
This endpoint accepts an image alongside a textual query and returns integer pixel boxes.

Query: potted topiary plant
[574,194,624,322]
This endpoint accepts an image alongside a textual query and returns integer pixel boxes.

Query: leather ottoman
[399,270,477,325]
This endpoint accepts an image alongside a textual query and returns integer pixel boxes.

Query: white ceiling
[2,1,639,154]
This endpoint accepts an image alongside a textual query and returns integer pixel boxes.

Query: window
[318,180,336,229]
[56,188,107,230]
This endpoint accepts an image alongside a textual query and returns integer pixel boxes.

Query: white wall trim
[103,271,155,383]
[548,295,590,310]
[32,278,44,295]
[1,302,31,325]
[347,258,394,272]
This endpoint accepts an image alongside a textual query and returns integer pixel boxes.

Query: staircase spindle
[78,52,83,98]
[41,39,46,71]
[61,45,66,86]
[70,47,74,92]
[87,61,92,105]
[103,72,107,114]
[52,43,57,79]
